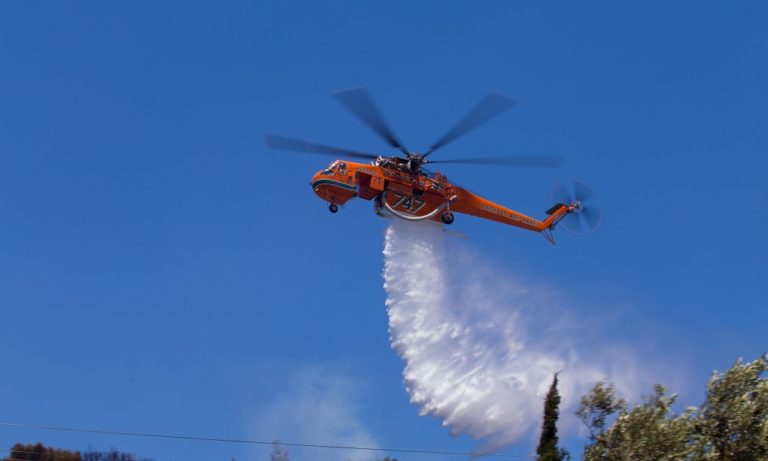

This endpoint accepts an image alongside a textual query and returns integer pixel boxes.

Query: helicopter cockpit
[321,160,347,176]
[321,161,338,175]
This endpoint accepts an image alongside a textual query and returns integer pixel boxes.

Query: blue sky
[1,1,766,460]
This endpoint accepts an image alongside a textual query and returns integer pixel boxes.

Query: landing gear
[329,203,339,213]
[441,211,455,225]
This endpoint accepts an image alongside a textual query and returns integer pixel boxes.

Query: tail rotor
[552,179,603,234]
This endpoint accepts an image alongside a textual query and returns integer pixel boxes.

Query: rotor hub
[553,179,603,234]
[570,200,583,212]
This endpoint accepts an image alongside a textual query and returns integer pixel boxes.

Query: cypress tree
[536,373,568,461]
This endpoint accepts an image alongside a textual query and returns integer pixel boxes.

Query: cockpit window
[338,162,347,175]
[321,161,338,175]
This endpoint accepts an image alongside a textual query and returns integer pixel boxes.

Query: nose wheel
[441,211,455,225]
[328,203,339,213]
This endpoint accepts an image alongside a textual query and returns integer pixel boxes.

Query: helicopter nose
[310,170,322,189]
[310,170,329,199]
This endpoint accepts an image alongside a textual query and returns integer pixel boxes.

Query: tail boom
[450,187,569,233]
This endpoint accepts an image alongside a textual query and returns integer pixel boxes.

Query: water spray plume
[382,220,642,453]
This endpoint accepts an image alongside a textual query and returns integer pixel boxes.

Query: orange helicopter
[266,88,602,243]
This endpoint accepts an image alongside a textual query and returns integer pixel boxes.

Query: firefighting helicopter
[265,88,602,243]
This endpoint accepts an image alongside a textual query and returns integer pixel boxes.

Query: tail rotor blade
[551,179,603,235]
[581,206,604,231]
[563,213,584,234]
[572,179,596,202]
[334,87,409,156]
[425,93,516,157]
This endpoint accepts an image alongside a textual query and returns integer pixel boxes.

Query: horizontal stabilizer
[545,203,567,215]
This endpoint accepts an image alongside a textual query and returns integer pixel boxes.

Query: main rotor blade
[425,93,517,157]
[334,87,409,156]
[264,134,379,161]
[429,155,563,168]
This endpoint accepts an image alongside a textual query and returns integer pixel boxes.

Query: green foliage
[604,385,693,461]
[536,373,569,461]
[577,355,768,461]
[8,443,154,461]
[576,380,627,443]
[81,449,154,461]
[692,355,768,460]
[10,443,81,461]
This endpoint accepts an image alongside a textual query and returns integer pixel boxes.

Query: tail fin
[541,203,570,245]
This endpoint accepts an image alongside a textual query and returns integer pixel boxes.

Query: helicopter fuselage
[310,159,570,233]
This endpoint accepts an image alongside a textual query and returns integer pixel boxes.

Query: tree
[8,443,154,461]
[10,443,81,461]
[81,448,153,461]
[270,441,289,461]
[576,355,768,461]
[577,382,695,461]
[536,373,568,461]
[576,380,627,451]
[693,355,768,460]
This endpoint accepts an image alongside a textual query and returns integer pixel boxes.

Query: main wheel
[329,203,339,213]
[441,211,455,225]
